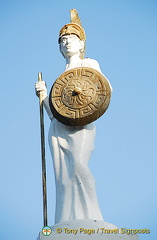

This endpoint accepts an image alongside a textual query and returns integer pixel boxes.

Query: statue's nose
[67,39,71,44]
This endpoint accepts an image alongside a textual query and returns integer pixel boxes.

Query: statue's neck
[65,54,81,70]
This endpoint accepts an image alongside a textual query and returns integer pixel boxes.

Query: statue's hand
[35,81,48,99]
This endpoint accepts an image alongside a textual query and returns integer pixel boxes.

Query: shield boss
[49,67,111,126]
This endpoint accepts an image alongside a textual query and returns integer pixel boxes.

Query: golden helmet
[58,9,86,58]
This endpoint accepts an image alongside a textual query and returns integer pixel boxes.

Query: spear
[38,72,48,227]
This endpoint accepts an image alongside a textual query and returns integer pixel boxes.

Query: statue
[35,9,112,225]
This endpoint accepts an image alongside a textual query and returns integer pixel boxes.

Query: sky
[0,0,157,239]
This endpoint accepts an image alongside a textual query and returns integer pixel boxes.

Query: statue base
[37,219,138,240]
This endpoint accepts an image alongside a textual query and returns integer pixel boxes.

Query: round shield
[49,67,111,126]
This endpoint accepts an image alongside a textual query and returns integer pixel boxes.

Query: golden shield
[49,67,111,126]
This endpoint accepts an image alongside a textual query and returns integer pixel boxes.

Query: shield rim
[49,67,111,126]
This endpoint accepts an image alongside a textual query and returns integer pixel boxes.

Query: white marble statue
[35,11,112,225]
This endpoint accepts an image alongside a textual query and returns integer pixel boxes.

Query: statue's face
[60,34,84,58]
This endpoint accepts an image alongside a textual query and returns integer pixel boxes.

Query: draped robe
[48,58,107,224]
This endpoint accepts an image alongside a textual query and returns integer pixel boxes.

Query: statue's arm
[43,96,54,120]
[35,81,54,120]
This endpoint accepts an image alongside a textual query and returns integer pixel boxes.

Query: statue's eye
[61,38,67,43]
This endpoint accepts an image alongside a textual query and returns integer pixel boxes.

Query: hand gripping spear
[38,72,48,227]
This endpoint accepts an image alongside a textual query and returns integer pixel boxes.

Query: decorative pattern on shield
[49,67,111,126]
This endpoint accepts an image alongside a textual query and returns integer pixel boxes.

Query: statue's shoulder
[82,58,112,91]
[81,58,101,72]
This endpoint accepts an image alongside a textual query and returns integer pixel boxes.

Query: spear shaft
[38,72,48,227]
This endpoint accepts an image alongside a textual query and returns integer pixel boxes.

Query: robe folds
[49,119,103,223]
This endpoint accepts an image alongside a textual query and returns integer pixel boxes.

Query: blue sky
[0,0,157,240]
